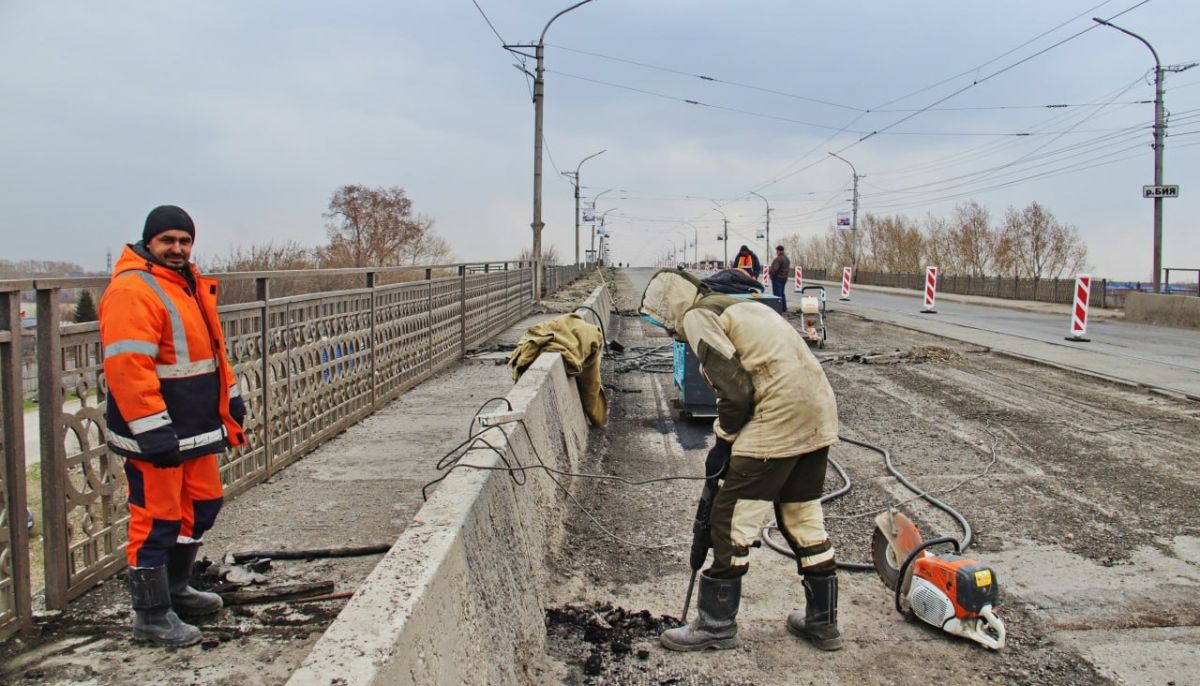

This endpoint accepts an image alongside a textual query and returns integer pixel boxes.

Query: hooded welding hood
[638,268,706,338]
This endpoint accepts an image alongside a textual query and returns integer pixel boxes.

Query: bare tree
[922,213,957,274]
[1000,201,1088,296]
[202,241,318,273]
[405,225,454,266]
[947,200,996,277]
[861,213,923,273]
[321,185,431,268]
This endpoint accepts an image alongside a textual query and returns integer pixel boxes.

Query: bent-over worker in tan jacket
[639,268,843,652]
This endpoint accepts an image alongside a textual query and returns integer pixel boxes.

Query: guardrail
[0,260,591,639]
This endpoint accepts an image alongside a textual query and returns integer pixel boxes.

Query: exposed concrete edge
[286,352,590,686]
[1124,292,1200,330]
[572,282,615,338]
[287,280,614,685]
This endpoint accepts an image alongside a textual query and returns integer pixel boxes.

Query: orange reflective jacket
[100,244,246,461]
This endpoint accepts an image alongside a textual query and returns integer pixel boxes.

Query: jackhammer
[681,438,731,622]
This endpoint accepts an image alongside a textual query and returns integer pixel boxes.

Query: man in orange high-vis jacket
[100,205,246,647]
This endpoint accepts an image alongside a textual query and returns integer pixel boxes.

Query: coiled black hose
[761,434,973,571]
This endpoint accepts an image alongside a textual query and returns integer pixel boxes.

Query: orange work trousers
[124,454,224,568]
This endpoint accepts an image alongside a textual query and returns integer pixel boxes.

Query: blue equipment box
[672,292,782,418]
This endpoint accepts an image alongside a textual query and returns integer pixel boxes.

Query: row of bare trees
[781,200,1088,284]
[202,185,452,274]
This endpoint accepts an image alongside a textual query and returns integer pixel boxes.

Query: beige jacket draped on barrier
[507,313,608,426]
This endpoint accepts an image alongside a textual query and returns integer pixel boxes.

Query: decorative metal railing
[0,260,589,638]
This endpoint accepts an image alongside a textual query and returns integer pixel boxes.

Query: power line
[743,0,1150,195]
[546,42,866,112]
[469,0,506,45]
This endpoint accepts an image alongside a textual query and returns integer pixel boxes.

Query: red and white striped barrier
[794,266,804,292]
[839,267,852,301]
[761,269,770,290]
[921,266,938,313]
[1066,274,1091,341]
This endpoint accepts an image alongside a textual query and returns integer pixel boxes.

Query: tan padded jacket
[640,268,838,458]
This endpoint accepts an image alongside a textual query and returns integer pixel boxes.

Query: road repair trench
[536,271,1200,686]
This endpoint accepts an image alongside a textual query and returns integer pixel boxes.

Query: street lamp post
[682,222,699,266]
[1092,17,1170,292]
[828,152,862,272]
[712,208,729,267]
[565,149,606,267]
[749,191,771,261]
[595,207,617,265]
[504,0,596,302]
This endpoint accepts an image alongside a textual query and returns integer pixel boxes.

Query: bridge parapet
[0,261,591,638]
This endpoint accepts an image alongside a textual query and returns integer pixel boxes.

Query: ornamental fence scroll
[0,259,577,636]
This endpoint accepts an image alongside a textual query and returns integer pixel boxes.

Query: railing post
[1,289,33,633]
[426,270,433,373]
[255,277,273,474]
[366,272,377,409]
[36,285,69,610]
[458,265,467,355]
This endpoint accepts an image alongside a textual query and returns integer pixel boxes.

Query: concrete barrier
[1124,292,1200,329]
[288,284,612,686]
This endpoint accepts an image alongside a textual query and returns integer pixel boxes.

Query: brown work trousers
[708,446,835,579]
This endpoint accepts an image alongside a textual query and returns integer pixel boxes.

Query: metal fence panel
[7,263,558,616]
[0,289,33,638]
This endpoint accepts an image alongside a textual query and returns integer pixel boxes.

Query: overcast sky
[2,1,1197,280]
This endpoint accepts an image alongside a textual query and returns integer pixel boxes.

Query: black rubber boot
[660,573,740,651]
[787,572,843,651]
[130,566,202,647]
[167,543,223,616]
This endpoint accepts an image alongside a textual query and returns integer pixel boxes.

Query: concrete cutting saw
[872,510,1006,650]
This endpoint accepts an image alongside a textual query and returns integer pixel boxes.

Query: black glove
[147,447,184,469]
[704,438,733,485]
[229,396,247,428]
[689,438,734,571]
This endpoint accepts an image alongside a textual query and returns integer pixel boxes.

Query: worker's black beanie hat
[143,205,195,244]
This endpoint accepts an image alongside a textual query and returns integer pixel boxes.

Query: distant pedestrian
[768,245,792,311]
[733,245,761,279]
[100,205,247,647]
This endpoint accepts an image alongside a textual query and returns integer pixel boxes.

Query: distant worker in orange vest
[100,205,247,647]
[733,244,762,279]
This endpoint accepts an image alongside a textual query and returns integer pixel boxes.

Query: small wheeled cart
[799,285,827,348]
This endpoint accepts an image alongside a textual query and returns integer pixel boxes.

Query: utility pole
[1093,18,1195,293]
[683,222,699,266]
[712,208,729,267]
[828,152,862,272]
[564,149,606,267]
[504,0,595,302]
[750,191,771,260]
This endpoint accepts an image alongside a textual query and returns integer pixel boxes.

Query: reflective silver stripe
[131,271,190,364]
[228,379,241,398]
[104,339,160,358]
[109,427,225,454]
[156,359,218,379]
[178,427,226,451]
[108,432,141,453]
[128,410,172,435]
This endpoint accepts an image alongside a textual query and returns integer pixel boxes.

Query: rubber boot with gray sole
[787,572,843,651]
[660,573,740,651]
[130,566,202,647]
[167,542,223,617]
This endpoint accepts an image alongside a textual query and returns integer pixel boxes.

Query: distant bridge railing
[0,260,589,639]
[799,268,1115,309]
